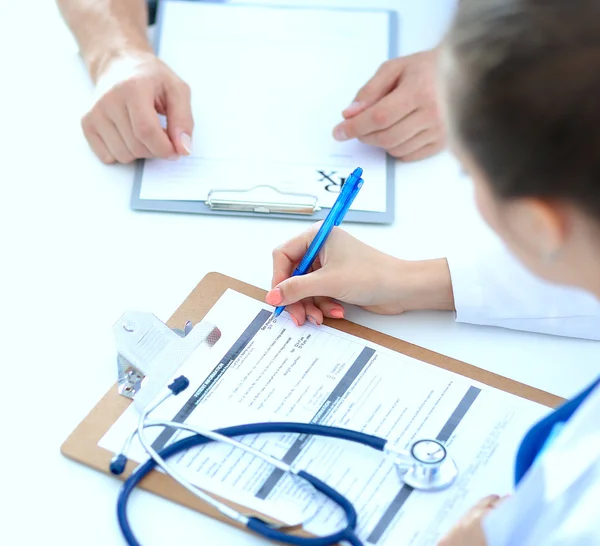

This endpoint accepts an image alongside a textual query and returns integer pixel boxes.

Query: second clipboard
[131,1,398,224]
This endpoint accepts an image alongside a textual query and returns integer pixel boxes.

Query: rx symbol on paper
[317,170,346,193]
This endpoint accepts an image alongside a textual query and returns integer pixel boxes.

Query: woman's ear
[505,198,568,262]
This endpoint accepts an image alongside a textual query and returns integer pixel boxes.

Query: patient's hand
[332,48,444,162]
[82,52,194,164]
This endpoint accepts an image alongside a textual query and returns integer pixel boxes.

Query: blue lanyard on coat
[514,376,600,485]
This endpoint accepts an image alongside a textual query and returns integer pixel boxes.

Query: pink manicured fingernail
[307,315,318,326]
[333,126,348,141]
[266,288,283,306]
[291,315,299,327]
[330,308,344,319]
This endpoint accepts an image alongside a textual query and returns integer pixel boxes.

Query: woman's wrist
[390,258,456,312]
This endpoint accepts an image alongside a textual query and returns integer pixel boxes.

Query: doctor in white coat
[265,0,600,543]
[448,234,600,340]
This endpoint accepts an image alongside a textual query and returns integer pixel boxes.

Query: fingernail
[343,101,362,114]
[180,132,192,154]
[266,288,283,306]
[330,308,344,319]
[291,315,299,327]
[167,155,179,161]
[333,126,348,141]
[307,315,318,326]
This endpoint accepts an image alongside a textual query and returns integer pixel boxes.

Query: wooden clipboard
[61,272,564,536]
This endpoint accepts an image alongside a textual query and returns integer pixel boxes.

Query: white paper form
[100,290,549,544]
[138,2,390,213]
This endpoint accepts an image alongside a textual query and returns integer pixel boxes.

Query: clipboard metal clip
[114,311,221,408]
[206,185,321,215]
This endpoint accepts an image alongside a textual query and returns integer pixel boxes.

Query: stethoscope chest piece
[399,439,458,491]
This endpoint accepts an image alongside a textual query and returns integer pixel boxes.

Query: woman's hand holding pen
[267,225,455,326]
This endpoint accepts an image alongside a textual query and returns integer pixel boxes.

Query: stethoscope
[110,376,458,546]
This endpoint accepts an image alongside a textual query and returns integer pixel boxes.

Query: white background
[0,0,598,544]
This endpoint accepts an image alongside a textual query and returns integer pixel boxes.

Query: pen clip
[335,173,364,226]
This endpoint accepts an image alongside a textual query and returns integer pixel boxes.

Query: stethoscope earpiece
[110,454,128,476]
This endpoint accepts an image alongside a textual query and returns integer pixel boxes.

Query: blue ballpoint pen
[272,167,364,318]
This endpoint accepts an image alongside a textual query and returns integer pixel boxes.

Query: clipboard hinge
[114,311,221,408]
[206,185,320,215]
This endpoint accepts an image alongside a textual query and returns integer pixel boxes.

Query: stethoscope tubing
[117,422,385,546]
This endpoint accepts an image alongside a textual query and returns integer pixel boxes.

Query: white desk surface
[1,0,599,544]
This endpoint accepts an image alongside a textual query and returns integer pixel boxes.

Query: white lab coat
[447,234,600,340]
[482,381,600,545]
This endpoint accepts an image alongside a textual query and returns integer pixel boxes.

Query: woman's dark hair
[444,0,600,218]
